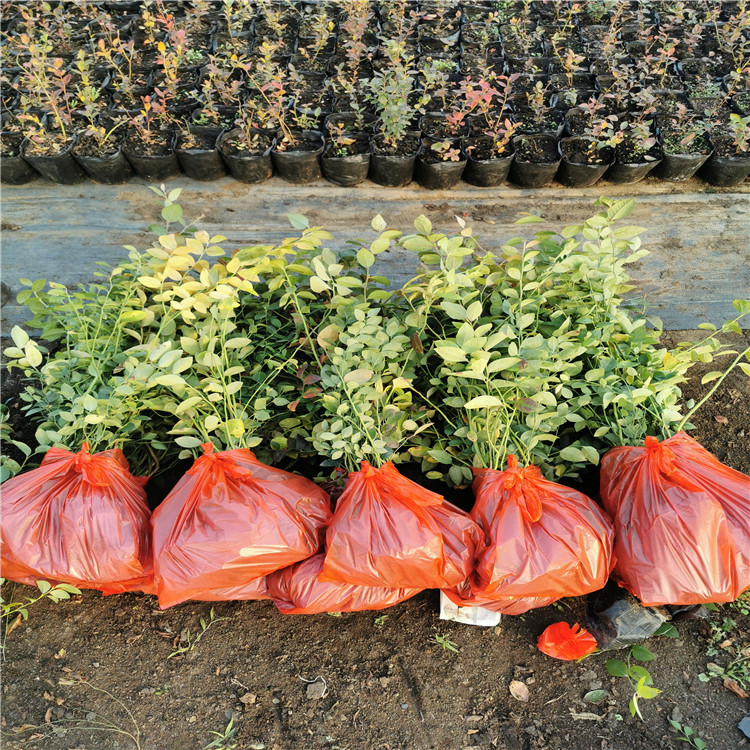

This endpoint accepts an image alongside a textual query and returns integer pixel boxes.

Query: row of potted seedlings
[2,0,750,187]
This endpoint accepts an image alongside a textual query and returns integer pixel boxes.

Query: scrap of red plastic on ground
[0,443,154,594]
[600,431,750,606]
[537,622,598,660]
[151,443,331,609]
[320,460,481,590]
[444,455,615,614]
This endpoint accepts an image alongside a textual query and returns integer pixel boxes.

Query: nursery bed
[1,337,748,750]
[1,179,749,335]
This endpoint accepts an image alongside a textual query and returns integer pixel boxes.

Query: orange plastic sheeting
[0,444,154,594]
[445,456,614,615]
[600,432,750,606]
[268,553,421,614]
[321,461,481,589]
[151,443,331,608]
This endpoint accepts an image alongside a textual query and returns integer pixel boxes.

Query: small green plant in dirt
[204,716,238,750]
[606,644,661,720]
[168,607,229,659]
[0,405,32,481]
[433,633,459,653]
[0,578,81,652]
[669,720,708,749]
[697,612,750,695]
[374,614,388,627]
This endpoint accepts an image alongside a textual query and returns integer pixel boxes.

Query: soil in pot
[72,132,133,184]
[1,132,39,184]
[175,130,227,181]
[698,134,750,187]
[463,136,515,187]
[321,133,371,187]
[123,130,181,181]
[271,130,324,183]
[217,128,274,184]
[21,135,88,184]
[557,136,614,187]
[369,133,420,187]
[509,134,561,187]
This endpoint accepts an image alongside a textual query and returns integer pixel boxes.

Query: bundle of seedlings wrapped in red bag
[2,193,749,616]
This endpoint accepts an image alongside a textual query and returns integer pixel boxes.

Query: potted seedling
[367,42,420,187]
[700,112,750,186]
[217,106,275,184]
[653,103,714,182]
[123,91,181,181]
[509,131,561,187]
[321,124,370,187]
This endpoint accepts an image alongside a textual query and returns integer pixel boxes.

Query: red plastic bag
[151,443,331,608]
[321,461,480,589]
[445,456,615,615]
[0,443,153,594]
[267,553,421,614]
[537,622,598,660]
[600,432,750,606]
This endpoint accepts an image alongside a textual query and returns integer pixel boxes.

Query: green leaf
[654,622,678,638]
[371,214,387,232]
[606,659,628,677]
[82,394,98,411]
[287,213,309,229]
[413,215,432,234]
[175,436,202,448]
[435,346,467,363]
[487,357,521,373]
[161,203,183,224]
[635,676,660,699]
[464,395,503,409]
[36,580,52,595]
[559,446,587,463]
[631,644,656,662]
[732,298,750,315]
[440,301,468,320]
[10,326,29,348]
[739,362,750,377]
[583,690,607,704]
[153,374,187,388]
[310,276,329,294]
[613,225,646,240]
[607,198,635,222]
[357,247,375,269]
[343,368,373,384]
[515,214,544,224]
[428,449,454,464]
[25,346,43,367]
[700,371,722,384]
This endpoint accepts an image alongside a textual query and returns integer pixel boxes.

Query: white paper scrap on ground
[439,591,501,627]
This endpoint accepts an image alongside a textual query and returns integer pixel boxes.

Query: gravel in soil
[1,332,748,750]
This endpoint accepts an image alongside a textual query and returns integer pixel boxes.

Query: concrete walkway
[1,176,749,333]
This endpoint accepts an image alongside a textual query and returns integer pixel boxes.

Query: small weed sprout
[669,720,708,749]
[168,607,229,659]
[204,716,238,750]
[433,633,459,653]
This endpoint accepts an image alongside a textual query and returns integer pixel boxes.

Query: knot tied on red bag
[188,442,255,482]
[644,435,677,476]
[503,455,544,523]
[71,442,111,487]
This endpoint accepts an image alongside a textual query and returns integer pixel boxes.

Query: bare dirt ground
[1,331,749,750]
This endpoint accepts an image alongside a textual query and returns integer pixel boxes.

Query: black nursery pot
[21,137,87,184]
[369,134,420,187]
[698,151,750,187]
[605,139,662,184]
[415,153,467,190]
[321,133,371,187]
[271,129,324,184]
[1,134,39,184]
[217,129,273,184]
[557,137,614,187]
[508,134,561,188]
[123,131,181,181]
[73,140,133,184]
[176,129,227,181]
[463,137,514,187]
[652,150,712,182]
